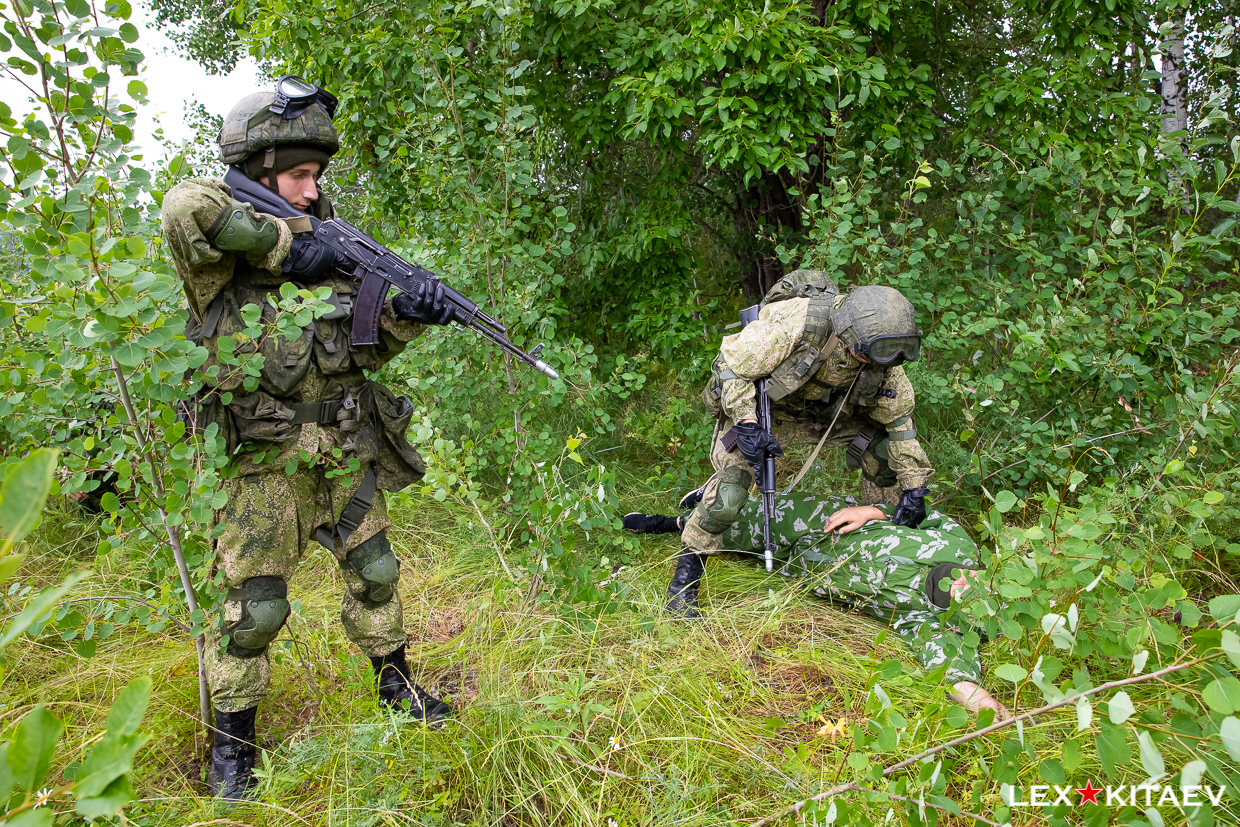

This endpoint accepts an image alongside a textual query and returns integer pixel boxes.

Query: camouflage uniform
[722,495,983,683]
[682,290,934,554]
[163,178,428,713]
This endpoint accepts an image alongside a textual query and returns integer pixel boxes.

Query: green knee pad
[345,532,400,608]
[208,201,279,257]
[225,576,291,659]
[695,466,752,534]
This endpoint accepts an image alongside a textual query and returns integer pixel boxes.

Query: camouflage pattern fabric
[163,176,429,713]
[205,458,406,712]
[679,411,900,553]
[217,90,339,165]
[721,495,983,683]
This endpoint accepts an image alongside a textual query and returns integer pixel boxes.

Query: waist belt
[288,399,346,425]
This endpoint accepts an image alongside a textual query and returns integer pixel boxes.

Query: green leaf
[75,774,135,818]
[994,663,1027,682]
[2,808,54,827]
[1220,629,1240,670]
[1203,677,1240,714]
[1137,730,1165,781]
[1097,721,1131,778]
[0,571,88,651]
[1218,716,1240,761]
[7,705,62,792]
[1108,690,1135,724]
[994,490,1018,513]
[1039,757,1065,784]
[0,448,57,547]
[105,676,152,737]
[1076,695,1093,731]
[0,743,13,799]
[72,732,147,801]
[111,343,146,367]
[1208,594,1240,623]
[0,553,24,583]
[1062,739,1082,772]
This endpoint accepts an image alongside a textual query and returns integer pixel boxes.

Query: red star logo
[1077,780,1101,805]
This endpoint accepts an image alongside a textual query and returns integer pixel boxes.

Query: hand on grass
[950,681,1012,722]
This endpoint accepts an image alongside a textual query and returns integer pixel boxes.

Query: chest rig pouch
[851,367,890,408]
[701,354,735,418]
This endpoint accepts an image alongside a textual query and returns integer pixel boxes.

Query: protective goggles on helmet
[854,334,921,366]
[269,75,338,120]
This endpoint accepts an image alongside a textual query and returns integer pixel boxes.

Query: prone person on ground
[161,76,457,801]
[626,495,1010,721]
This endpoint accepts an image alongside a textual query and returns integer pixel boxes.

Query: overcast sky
[1,0,265,157]
[128,2,265,152]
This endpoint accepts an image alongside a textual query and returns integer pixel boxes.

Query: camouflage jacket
[715,297,932,489]
[722,494,983,683]
[161,177,427,488]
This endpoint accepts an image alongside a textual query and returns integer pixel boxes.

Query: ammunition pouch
[695,466,752,534]
[847,424,897,488]
[701,355,736,418]
[224,576,291,658]
[344,531,400,608]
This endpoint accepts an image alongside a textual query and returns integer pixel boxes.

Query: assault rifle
[739,304,778,574]
[224,168,558,380]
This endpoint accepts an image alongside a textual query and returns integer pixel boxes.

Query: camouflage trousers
[205,464,405,713]
[680,413,900,553]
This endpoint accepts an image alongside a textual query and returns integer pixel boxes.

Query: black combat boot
[666,548,706,619]
[678,473,716,511]
[370,644,453,725]
[622,512,682,534]
[207,706,257,801]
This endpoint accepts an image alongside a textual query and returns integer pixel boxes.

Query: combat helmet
[832,285,921,366]
[760,269,839,307]
[217,76,340,177]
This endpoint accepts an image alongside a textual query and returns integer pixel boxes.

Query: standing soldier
[162,77,456,800]
[668,271,933,617]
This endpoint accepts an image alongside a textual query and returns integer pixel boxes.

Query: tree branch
[749,656,1209,827]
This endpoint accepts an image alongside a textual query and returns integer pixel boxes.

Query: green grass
[2,457,1223,826]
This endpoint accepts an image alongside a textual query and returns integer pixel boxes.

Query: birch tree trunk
[1160,13,1189,204]
[1160,16,1188,134]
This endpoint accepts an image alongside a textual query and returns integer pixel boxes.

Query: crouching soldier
[670,271,935,617]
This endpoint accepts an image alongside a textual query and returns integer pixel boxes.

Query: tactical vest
[702,288,892,418]
[183,192,399,400]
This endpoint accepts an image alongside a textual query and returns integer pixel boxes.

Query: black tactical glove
[281,234,341,282]
[734,420,784,469]
[392,279,456,326]
[891,487,929,528]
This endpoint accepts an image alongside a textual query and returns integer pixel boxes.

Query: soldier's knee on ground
[343,531,400,608]
[860,439,898,489]
[224,576,291,658]
[694,466,752,534]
